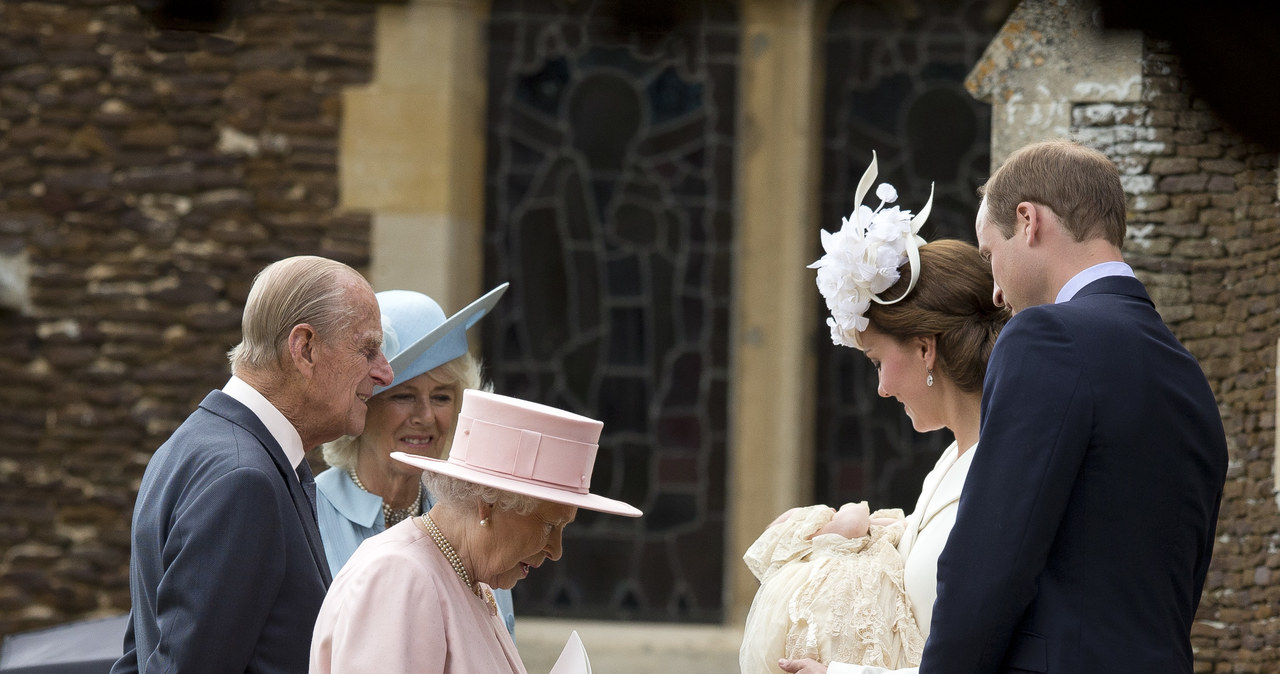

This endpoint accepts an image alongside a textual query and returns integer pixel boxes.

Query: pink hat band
[450,415,596,494]
[391,389,642,517]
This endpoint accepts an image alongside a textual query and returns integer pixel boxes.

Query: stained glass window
[815,0,999,511]
[483,0,737,622]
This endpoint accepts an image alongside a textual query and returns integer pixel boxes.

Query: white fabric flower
[810,152,932,348]
[876,182,898,204]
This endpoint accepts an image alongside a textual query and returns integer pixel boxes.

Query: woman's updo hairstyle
[864,239,1007,393]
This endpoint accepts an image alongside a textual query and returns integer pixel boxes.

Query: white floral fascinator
[809,151,933,347]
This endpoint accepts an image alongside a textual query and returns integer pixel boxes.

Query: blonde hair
[228,256,365,374]
[978,139,1127,248]
[320,352,484,471]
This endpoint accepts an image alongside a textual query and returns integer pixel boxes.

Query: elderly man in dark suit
[111,255,394,674]
[917,140,1228,672]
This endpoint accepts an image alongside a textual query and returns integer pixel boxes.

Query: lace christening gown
[740,504,924,673]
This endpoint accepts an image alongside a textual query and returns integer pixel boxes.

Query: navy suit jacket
[921,276,1228,673]
[111,390,332,674]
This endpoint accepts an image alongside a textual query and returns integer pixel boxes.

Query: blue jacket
[112,391,330,674]
[922,276,1228,672]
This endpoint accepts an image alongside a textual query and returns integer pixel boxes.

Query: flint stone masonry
[965,0,1143,166]
[0,0,376,636]
[1080,40,1280,674]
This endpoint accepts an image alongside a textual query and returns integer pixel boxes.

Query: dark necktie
[295,458,333,585]
[296,459,318,520]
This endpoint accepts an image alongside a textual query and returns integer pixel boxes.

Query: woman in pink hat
[309,389,642,674]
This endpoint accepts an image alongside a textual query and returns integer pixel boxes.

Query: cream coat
[829,441,975,674]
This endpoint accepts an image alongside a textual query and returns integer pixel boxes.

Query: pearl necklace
[420,514,498,616]
[348,469,422,528]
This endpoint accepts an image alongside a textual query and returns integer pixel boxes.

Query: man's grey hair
[227,256,363,375]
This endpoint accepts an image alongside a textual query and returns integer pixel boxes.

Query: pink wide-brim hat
[392,389,642,517]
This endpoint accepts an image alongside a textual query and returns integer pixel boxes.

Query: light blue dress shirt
[315,467,517,637]
[1055,260,1136,303]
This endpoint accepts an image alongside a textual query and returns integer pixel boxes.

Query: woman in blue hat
[313,284,518,635]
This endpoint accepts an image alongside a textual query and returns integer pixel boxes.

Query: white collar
[222,375,307,474]
[1055,261,1136,304]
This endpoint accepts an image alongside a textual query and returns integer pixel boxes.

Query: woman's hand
[778,657,828,673]
[768,507,804,529]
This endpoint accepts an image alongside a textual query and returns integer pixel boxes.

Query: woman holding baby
[741,155,1007,674]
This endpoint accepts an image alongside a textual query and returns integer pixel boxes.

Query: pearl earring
[480,518,490,527]
[926,370,934,387]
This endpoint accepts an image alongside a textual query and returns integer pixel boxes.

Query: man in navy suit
[112,256,394,674]
[919,140,1228,672]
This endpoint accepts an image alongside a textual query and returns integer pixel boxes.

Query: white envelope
[548,630,592,674]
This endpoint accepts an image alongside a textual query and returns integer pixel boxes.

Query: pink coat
[311,517,525,673]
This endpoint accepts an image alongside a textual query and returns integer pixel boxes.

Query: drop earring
[926,370,934,387]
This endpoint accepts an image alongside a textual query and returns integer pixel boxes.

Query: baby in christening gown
[740,502,924,674]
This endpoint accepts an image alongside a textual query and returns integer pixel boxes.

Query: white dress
[829,441,975,674]
[739,441,975,674]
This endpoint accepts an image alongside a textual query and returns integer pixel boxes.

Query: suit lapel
[200,391,334,586]
[916,447,973,533]
[901,443,957,557]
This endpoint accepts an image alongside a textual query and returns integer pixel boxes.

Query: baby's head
[814,501,871,539]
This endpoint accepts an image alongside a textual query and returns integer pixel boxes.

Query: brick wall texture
[1138,42,1280,673]
[0,0,376,636]
[0,6,1277,672]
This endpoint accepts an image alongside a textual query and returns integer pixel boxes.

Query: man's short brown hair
[978,139,1126,248]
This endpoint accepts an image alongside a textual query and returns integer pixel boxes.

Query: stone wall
[0,0,376,636]
[1072,39,1280,672]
